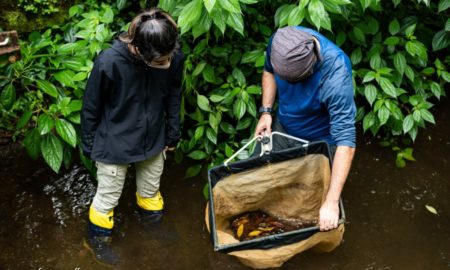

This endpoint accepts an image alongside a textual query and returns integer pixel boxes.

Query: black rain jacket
[81,40,184,164]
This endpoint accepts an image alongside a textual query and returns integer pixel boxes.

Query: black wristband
[259,106,273,114]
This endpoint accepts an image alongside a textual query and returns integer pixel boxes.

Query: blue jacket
[264,26,356,147]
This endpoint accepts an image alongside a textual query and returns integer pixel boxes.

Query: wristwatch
[259,106,273,115]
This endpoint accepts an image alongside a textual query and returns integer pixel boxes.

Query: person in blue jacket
[255,26,356,232]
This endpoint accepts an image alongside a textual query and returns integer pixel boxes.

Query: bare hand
[164,146,175,151]
[319,200,339,231]
[254,114,272,136]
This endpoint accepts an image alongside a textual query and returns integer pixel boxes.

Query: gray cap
[271,27,319,82]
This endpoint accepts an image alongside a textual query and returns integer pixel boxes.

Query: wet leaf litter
[230,210,317,241]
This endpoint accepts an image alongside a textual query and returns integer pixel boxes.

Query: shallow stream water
[0,100,449,270]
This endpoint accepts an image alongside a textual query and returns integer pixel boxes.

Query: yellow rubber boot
[84,206,118,266]
[136,191,164,223]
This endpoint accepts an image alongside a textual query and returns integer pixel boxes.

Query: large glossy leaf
[438,0,450,12]
[23,128,41,160]
[204,0,216,13]
[218,0,241,13]
[378,77,397,98]
[178,0,202,34]
[432,30,450,51]
[364,84,377,106]
[55,118,77,147]
[0,84,15,108]
[37,80,58,98]
[226,11,244,35]
[188,150,207,160]
[41,134,64,173]
[393,53,406,75]
[38,114,54,135]
[54,70,75,87]
[197,95,211,112]
[402,114,414,133]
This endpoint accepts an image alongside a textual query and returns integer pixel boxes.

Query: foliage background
[0,0,449,175]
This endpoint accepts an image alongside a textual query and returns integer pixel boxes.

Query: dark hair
[119,8,179,62]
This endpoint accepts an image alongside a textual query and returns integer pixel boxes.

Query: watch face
[259,106,272,113]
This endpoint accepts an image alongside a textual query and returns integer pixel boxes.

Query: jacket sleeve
[321,53,356,148]
[80,57,113,157]
[164,52,184,148]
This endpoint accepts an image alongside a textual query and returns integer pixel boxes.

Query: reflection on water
[0,99,449,269]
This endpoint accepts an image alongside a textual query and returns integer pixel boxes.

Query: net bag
[206,135,345,269]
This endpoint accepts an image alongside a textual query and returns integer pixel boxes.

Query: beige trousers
[91,153,164,214]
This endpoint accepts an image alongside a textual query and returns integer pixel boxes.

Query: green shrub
[0,0,448,175]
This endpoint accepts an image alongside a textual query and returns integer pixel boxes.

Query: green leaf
[413,109,421,122]
[218,0,241,13]
[370,53,382,70]
[287,7,304,26]
[432,30,450,51]
[384,36,400,46]
[202,64,216,83]
[211,8,227,34]
[41,134,64,173]
[178,0,202,34]
[308,0,328,30]
[425,205,438,215]
[232,68,246,86]
[16,111,32,129]
[446,18,450,31]
[246,85,261,95]
[438,0,450,12]
[363,71,376,83]
[55,119,77,147]
[241,50,262,64]
[233,98,246,119]
[389,19,400,35]
[193,61,206,76]
[363,111,376,132]
[350,47,362,65]
[275,4,294,27]
[378,106,390,125]
[220,122,236,134]
[188,150,208,160]
[202,183,209,200]
[353,26,366,44]
[204,0,216,13]
[185,164,202,178]
[23,128,41,160]
[54,70,75,87]
[393,53,406,75]
[100,6,114,23]
[405,65,415,82]
[378,77,397,98]
[226,11,244,35]
[404,23,416,37]
[359,0,372,10]
[206,127,217,144]
[364,84,377,106]
[429,82,442,99]
[197,95,211,112]
[1,84,16,108]
[335,31,346,47]
[194,126,205,142]
[210,95,226,103]
[420,109,435,124]
[236,117,253,130]
[38,114,54,135]
[403,114,414,133]
[395,154,406,168]
[402,148,415,161]
[209,113,220,133]
[37,80,58,98]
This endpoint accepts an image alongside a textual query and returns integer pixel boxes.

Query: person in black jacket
[81,8,183,265]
